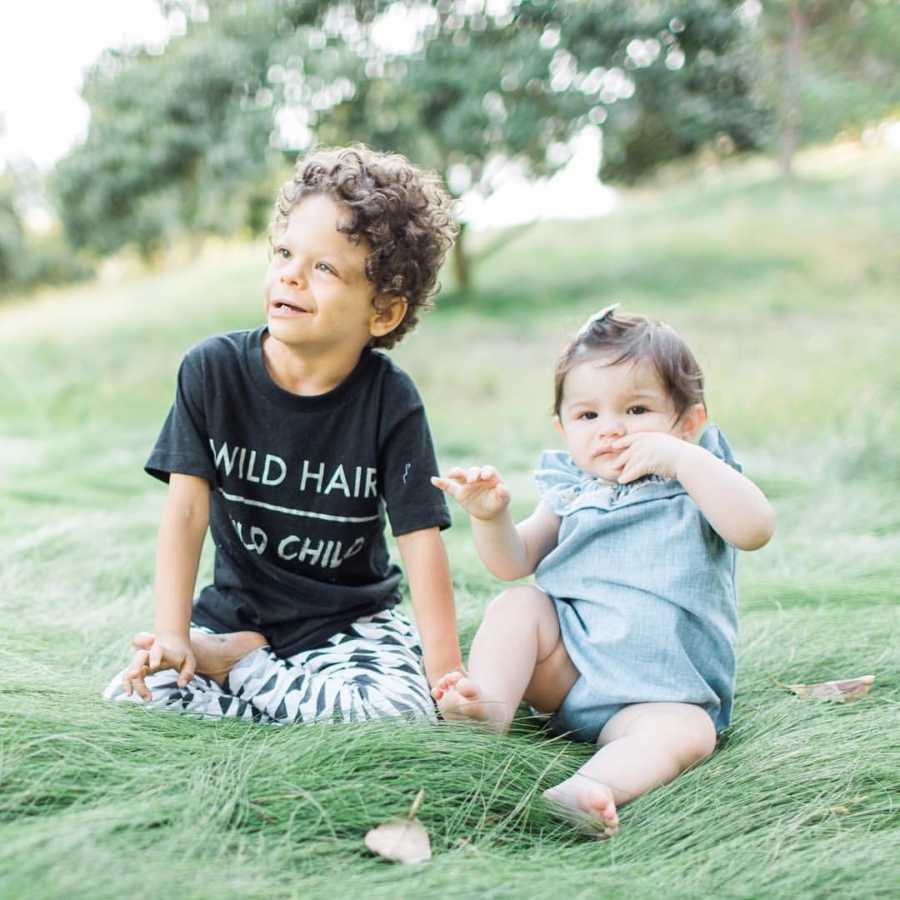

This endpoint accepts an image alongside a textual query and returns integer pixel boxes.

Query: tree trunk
[778,3,808,178]
[452,221,471,293]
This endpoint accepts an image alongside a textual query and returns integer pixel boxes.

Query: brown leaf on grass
[784,674,875,702]
[364,789,432,865]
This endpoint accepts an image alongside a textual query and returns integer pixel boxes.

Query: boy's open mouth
[271,300,311,314]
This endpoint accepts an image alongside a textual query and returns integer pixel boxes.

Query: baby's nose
[595,415,625,437]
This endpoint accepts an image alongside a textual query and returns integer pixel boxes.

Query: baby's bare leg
[435,585,578,731]
[544,702,717,835]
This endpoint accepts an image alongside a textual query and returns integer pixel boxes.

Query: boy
[104,145,462,723]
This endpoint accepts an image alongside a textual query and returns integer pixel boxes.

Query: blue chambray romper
[534,425,740,743]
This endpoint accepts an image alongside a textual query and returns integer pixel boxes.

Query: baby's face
[556,356,690,481]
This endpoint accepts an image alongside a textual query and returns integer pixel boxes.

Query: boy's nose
[281,259,308,287]
[281,254,306,287]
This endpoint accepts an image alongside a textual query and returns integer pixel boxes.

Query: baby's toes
[438,670,464,691]
[455,677,481,701]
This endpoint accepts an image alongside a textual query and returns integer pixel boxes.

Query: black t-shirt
[146,327,450,656]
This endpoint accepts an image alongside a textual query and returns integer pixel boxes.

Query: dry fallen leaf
[364,789,432,865]
[784,674,875,702]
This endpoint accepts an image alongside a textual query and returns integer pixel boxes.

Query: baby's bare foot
[543,778,620,838]
[131,630,267,686]
[432,671,494,724]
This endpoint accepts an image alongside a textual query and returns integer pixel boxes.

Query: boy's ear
[679,403,707,442]
[552,415,564,435]
[369,295,408,337]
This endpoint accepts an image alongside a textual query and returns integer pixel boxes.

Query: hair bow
[576,302,620,336]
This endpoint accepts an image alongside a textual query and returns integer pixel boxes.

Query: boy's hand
[612,432,697,484]
[431,466,510,521]
[122,630,196,701]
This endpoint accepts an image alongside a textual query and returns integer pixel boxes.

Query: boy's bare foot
[543,778,620,838]
[131,630,267,686]
[431,670,494,723]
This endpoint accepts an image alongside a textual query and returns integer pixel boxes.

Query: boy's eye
[627,405,649,415]
[315,262,337,276]
[578,411,598,420]
[275,247,290,260]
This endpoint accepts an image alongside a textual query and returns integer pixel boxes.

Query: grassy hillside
[1,145,898,899]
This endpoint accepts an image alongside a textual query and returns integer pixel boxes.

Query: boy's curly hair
[271,145,458,349]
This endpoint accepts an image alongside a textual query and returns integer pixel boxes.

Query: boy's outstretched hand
[431,466,510,521]
[122,630,196,701]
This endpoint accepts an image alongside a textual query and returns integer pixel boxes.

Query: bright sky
[0,1,170,169]
[0,1,615,228]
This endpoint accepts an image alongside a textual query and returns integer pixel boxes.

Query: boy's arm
[123,473,209,699]
[396,527,462,686]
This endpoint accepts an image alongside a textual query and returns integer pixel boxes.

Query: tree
[755,0,900,176]
[0,170,26,291]
[0,161,93,297]
[54,12,287,260]
[55,0,768,287]
[532,0,770,184]
[268,0,769,288]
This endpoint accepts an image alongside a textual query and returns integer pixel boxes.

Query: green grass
[1,146,899,899]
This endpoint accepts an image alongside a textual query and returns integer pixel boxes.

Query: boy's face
[264,194,395,354]
[555,356,701,481]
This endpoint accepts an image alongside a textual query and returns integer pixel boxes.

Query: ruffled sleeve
[700,425,743,473]
[534,450,588,515]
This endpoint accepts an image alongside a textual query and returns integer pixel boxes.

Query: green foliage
[519,0,771,183]
[289,0,766,188]
[0,172,26,288]
[756,0,900,170]
[53,18,283,260]
[52,0,767,273]
[0,167,93,298]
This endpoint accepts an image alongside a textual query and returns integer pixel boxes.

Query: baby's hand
[122,630,196,701]
[431,465,510,521]
[612,432,696,484]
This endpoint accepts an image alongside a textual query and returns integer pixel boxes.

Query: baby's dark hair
[271,144,458,349]
[553,308,706,420]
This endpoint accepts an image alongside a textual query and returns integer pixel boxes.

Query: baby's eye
[578,411,598,420]
[627,405,649,415]
[315,261,337,276]
[274,246,290,260]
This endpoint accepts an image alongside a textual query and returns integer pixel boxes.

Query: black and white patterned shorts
[103,608,436,724]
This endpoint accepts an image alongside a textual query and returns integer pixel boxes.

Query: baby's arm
[674,445,775,550]
[123,473,208,699]
[432,466,560,580]
[613,433,775,551]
